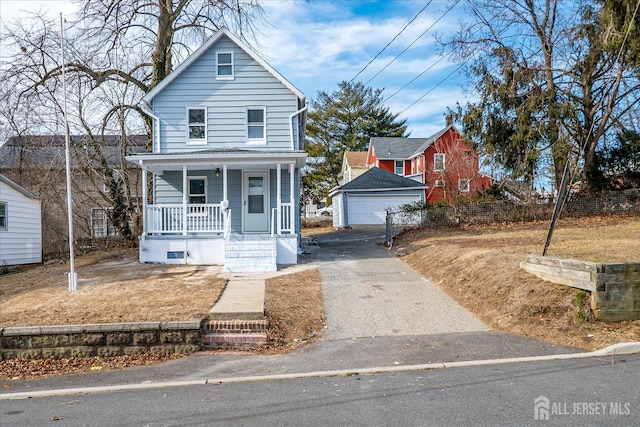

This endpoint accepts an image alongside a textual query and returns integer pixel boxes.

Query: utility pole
[60,13,77,291]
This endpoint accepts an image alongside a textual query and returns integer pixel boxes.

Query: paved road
[3,356,639,426]
[303,225,487,339]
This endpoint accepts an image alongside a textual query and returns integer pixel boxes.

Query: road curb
[2,341,639,400]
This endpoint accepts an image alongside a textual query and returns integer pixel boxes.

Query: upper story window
[188,177,207,204]
[187,107,207,145]
[0,202,6,230]
[434,153,445,171]
[458,179,470,192]
[247,107,266,144]
[395,160,404,175]
[216,51,234,80]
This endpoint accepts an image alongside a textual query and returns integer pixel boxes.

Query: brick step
[201,332,268,349]
[204,319,269,333]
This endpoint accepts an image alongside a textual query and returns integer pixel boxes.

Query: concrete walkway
[305,226,487,340]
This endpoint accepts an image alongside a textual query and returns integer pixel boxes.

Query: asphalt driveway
[303,225,488,340]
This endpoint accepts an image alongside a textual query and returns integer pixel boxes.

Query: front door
[243,171,270,232]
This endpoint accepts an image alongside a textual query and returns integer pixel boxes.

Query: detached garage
[330,167,427,226]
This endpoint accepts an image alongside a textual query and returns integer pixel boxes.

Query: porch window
[187,107,207,145]
[247,107,266,144]
[459,179,470,192]
[188,177,207,204]
[434,153,445,171]
[216,51,234,80]
[0,202,6,230]
[395,160,404,175]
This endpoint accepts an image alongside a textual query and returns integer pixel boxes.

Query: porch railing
[146,203,225,234]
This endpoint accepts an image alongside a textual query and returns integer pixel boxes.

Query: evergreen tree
[304,81,408,202]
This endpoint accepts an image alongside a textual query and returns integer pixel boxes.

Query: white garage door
[347,194,421,225]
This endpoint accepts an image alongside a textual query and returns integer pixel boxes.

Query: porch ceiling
[126,150,307,174]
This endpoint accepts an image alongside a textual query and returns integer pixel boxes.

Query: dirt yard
[391,215,640,351]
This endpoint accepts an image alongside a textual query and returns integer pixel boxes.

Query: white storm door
[243,171,270,232]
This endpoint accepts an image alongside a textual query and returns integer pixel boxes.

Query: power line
[349,1,432,84]
[397,60,467,116]
[384,51,451,102]
[363,0,461,87]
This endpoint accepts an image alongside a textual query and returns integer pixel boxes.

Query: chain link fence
[385,189,640,247]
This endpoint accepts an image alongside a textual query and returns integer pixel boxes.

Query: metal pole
[60,14,77,291]
[542,160,571,256]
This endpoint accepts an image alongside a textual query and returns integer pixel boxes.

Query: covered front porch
[126,149,306,269]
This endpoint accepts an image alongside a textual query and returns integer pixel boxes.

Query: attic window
[216,51,234,80]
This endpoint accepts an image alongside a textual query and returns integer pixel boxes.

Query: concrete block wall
[521,255,640,321]
[0,321,202,360]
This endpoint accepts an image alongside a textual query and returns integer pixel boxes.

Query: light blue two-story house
[126,28,307,272]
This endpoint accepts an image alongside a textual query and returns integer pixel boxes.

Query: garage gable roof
[331,167,427,195]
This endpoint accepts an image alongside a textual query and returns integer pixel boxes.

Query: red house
[366,119,492,202]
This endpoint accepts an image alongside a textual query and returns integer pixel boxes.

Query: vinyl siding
[0,181,42,265]
[153,37,299,152]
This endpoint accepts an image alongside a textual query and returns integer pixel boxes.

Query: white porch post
[289,163,295,210]
[222,164,228,202]
[289,163,295,233]
[141,163,148,237]
[276,163,282,234]
[182,165,188,236]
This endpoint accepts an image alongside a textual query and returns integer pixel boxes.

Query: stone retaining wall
[0,320,202,360]
[521,255,640,321]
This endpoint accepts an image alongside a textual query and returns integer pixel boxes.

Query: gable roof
[0,173,38,199]
[0,135,147,169]
[344,151,368,167]
[143,27,305,104]
[368,124,459,161]
[330,167,427,196]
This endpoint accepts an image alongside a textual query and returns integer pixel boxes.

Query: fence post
[385,210,393,248]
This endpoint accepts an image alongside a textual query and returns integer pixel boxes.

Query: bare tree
[0,0,265,240]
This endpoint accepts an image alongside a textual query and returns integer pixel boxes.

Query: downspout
[289,103,308,151]
[139,100,160,154]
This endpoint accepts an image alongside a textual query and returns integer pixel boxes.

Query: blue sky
[1,0,470,137]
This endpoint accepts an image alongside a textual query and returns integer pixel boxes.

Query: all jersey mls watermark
[535,396,631,420]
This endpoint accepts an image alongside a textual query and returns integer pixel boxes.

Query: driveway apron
[307,225,488,340]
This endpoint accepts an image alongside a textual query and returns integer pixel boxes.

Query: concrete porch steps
[223,234,277,273]
[201,319,269,349]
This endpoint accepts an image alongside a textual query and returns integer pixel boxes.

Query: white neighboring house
[0,173,42,266]
[126,28,307,272]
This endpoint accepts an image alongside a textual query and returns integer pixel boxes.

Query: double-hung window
[434,153,445,171]
[247,107,266,144]
[395,160,404,175]
[188,177,207,204]
[187,107,207,145]
[0,202,6,230]
[216,51,234,80]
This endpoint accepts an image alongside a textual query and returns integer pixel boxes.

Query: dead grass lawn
[0,249,226,326]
